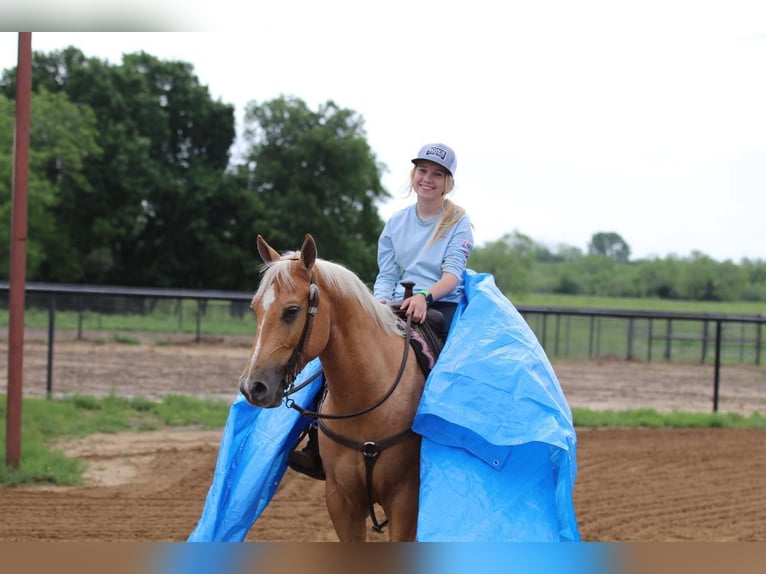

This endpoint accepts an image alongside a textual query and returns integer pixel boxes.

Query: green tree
[6,47,239,287]
[239,96,388,283]
[564,254,619,296]
[0,89,101,280]
[635,256,682,299]
[677,251,748,301]
[469,231,536,295]
[739,258,766,301]
[588,231,631,262]
[548,243,584,263]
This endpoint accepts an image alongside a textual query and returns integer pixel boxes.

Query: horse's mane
[255,251,402,337]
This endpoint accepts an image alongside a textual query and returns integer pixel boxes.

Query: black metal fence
[520,306,764,366]
[1,281,254,341]
[2,282,765,412]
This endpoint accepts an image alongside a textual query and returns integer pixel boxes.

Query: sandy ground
[1,336,765,542]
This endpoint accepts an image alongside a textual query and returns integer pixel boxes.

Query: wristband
[416,289,433,304]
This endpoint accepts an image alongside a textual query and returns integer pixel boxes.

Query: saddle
[389,282,445,376]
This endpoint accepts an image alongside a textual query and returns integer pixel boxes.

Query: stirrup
[288,425,325,481]
[288,450,326,481]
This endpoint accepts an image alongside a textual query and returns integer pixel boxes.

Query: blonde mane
[254,252,402,337]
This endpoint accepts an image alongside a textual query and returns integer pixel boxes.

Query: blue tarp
[413,270,579,541]
[187,270,579,542]
[186,361,324,542]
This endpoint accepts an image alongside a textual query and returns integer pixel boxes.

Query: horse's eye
[282,305,301,322]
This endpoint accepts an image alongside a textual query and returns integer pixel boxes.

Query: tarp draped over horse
[188,270,580,542]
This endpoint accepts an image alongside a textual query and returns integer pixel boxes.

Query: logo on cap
[425,146,448,161]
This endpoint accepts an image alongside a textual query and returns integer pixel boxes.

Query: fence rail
[2,282,765,412]
[519,306,764,366]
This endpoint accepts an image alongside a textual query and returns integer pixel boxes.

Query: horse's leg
[381,476,419,542]
[376,438,421,542]
[324,479,368,541]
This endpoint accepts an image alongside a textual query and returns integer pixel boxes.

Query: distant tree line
[471,231,766,302]
[1,47,764,302]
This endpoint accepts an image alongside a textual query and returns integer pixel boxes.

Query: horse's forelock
[254,255,298,300]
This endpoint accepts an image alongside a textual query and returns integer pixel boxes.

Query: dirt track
[1,337,765,542]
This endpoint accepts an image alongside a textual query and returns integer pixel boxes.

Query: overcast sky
[1,1,765,262]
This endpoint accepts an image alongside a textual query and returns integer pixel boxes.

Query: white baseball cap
[411,143,457,176]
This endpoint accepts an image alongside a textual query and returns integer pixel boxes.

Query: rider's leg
[287,388,326,481]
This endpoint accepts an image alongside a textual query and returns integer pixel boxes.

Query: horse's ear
[301,234,317,270]
[257,235,281,263]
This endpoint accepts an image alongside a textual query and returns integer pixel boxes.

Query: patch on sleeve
[461,239,473,259]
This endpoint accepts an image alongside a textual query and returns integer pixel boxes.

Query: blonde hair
[407,166,466,245]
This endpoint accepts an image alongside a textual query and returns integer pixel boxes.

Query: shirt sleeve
[441,215,474,279]
[373,222,399,301]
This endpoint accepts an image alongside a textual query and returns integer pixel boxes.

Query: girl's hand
[400,294,427,323]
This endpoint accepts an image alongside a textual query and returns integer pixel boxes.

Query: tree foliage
[588,231,631,262]
[1,49,389,289]
[56,50,237,288]
[239,96,388,283]
[470,230,766,302]
[0,89,101,279]
[468,231,536,294]
[2,47,245,288]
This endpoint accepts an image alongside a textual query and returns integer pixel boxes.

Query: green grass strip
[572,407,766,428]
[0,394,231,486]
[2,395,764,486]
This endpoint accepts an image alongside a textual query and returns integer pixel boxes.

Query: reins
[285,315,413,421]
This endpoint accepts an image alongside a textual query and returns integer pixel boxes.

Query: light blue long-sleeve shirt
[373,204,474,303]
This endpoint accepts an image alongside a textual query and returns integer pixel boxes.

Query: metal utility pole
[6,32,32,468]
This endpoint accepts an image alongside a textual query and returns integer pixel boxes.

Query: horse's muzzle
[239,374,283,408]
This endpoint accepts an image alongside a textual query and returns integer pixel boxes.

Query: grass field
[2,292,763,366]
[511,292,766,314]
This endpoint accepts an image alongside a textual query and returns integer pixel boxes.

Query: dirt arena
[1,336,765,542]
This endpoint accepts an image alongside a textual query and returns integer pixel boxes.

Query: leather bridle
[282,271,319,395]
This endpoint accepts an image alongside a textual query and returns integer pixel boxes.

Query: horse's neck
[319,303,415,414]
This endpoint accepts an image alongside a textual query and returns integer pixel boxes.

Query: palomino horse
[239,234,426,542]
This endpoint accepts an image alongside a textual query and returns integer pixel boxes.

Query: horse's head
[239,234,328,408]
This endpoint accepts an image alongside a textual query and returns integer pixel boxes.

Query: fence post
[195,300,204,343]
[47,295,56,399]
[77,296,83,341]
[739,323,745,363]
[713,320,722,413]
[647,317,653,362]
[626,317,634,360]
[664,319,672,360]
[701,320,709,364]
[596,317,602,356]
